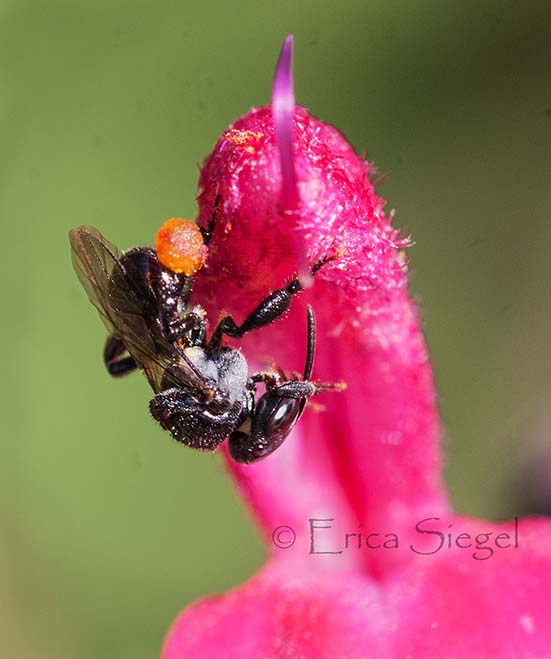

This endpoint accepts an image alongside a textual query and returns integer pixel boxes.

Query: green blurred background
[2,1,550,657]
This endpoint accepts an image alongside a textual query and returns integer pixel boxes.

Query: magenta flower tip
[271,34,312,287]
[271,34,298,211]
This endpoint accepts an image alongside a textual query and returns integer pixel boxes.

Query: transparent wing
[69,226,207,394]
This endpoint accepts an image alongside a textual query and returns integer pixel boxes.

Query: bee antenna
[303,305,316,380]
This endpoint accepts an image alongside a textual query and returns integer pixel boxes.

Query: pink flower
[162,36,551,658]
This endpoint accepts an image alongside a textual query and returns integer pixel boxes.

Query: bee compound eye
[264,397,301,439]
[228,395,303,464]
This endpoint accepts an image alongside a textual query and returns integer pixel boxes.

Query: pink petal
[162,558,391,659]
[195,106,449,575]
[162,518,551,658]
[388,516,551,657]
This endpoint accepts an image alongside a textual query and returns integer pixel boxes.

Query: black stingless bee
[69,217,341,464]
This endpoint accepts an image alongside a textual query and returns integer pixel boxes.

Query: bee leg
[209,281,298,348]
[199,193,220,246]
[250,371,282,388]
[103,335,137,377]
[163,305,207,346]
[209,257,333,348]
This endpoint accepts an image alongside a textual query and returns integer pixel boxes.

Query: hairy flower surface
[162,37,551,658]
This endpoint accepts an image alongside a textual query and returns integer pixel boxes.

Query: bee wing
[69,226,207,394]
[70,226,125,331]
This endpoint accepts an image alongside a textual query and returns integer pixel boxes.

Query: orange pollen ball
[155,218,207,275]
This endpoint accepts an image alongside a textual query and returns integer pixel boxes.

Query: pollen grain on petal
[223,128,265,154]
